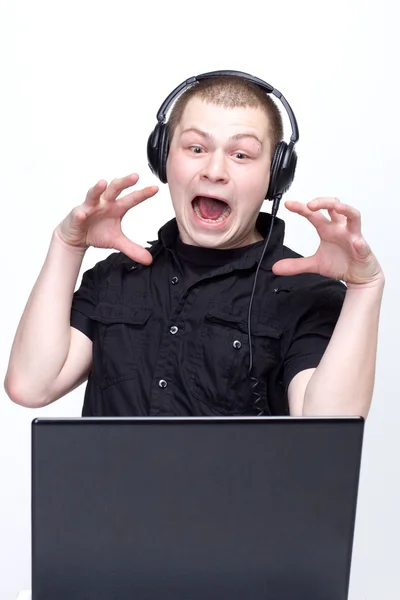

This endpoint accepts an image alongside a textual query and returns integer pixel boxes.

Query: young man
[4,72,384,418]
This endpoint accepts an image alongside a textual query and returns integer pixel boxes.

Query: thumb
[353,237,371,259]
[272,256,318,276]
[114,233,153,266]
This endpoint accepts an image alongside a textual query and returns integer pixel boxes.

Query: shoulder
[281,244,347,295]
[79,251,127,285]
[269,245,347,319]
[86,241,163,281]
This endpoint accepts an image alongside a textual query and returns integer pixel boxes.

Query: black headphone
[147,69,299,202]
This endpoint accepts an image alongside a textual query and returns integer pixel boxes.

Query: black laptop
[31,416,364,600]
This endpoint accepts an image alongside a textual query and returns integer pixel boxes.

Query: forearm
[302,276,385,418]
[4,230,87,403]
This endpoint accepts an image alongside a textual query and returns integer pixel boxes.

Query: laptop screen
[31,416,364,600]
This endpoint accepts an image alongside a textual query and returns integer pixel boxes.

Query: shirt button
[171,276,179,285]
[233,340,242,349]
[158,379,168,388]
[170,326,179,335]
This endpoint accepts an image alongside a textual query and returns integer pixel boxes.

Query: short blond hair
[168,75,284,154]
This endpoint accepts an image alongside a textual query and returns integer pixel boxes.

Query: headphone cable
[248,195,281,415]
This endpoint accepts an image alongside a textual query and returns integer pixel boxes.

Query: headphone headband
[155,69,299,145]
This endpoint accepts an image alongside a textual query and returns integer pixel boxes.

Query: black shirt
[70,212,346,417]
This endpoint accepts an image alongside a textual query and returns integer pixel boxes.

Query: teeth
[193,200,231,223]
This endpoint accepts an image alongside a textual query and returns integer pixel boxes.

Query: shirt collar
[154,211,285,271]
[123,211,285,272]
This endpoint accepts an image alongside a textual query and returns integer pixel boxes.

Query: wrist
[345,272,385,293]
[52,228,88,256]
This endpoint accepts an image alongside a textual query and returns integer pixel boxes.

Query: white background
[0,0,398,598]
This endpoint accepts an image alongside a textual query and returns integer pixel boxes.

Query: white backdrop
[0,0,398,598]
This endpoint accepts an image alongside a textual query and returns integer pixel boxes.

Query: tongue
[196,196,227,220]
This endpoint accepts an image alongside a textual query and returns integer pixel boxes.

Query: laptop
[31,416,364,600]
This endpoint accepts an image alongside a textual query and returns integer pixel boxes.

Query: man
[4,71,384,418]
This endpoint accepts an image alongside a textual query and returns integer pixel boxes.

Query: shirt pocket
[90,301,153,389]
[188,302,284,414]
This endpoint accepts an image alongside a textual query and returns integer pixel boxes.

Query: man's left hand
[272,197,384,287]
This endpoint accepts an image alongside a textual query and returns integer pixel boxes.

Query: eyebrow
[180,127,263,147]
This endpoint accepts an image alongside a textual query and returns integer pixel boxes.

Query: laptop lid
[31,416,364,600]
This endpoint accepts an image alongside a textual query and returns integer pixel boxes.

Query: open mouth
[192,196,231,224]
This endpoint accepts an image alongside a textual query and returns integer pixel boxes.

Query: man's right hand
[56,173,159,265]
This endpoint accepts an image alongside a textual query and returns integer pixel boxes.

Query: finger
[284,200,328,227]
[272,255,318,277]
[85,180,108,206]
[304,197,360,231]
[327,208,345,223]
[113,233,153,265]
[307,197,343,212]
[103,173,140,202]
[332,203,362,236]
[119,185,159,211]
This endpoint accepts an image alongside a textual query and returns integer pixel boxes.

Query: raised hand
[272,197,383,287]
[56,174,158,265]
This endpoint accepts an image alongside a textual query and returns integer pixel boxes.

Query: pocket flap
[205,302,283,339]
[252,318,283,339]
[205,303,244,327]
[91,302,153,325]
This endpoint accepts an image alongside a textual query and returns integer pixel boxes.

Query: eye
[189,146,204,154]
[233,152,249,160]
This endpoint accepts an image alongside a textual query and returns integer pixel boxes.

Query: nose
[200,150,229,184]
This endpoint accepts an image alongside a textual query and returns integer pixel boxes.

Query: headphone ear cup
[266,142,286,200]
[147,123,162,180]
[266,141,298,201]
[157,124,170,184]
[147,122,169,184]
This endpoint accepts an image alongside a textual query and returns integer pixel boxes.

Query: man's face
[166,97,273,249]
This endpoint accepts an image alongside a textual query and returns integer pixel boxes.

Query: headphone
[147,69,299,203]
